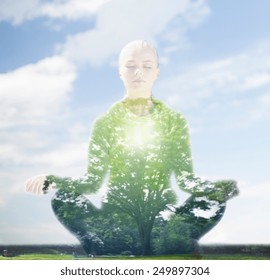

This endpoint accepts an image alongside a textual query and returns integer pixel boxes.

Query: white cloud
[31,141,88,173]
[0,0,39,25]
[0,0,110,25]
[0,198,4,208]
[157,42,270,111]
[0,138,89,214]
[0,139,87,174]
[0,222,77,244]
[1,0,211,66]
[40,0,111,20]
[61,0,210,66]
[201,180,270,244]
[240,180,270,199]
[251,93,270,120]
[0,55,76,128]
[0,55,79,207]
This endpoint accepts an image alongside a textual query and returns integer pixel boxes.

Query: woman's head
[118,40,160,98]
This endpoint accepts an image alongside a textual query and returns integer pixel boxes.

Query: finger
[25,178,40,194]
[24,180,30,192]
[24,175,47,194]
[32,179,40,194]
[25,178,34,192]
[35,178,45,195]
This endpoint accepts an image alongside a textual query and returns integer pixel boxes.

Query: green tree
[85,204,141,255]
[107,154,176,255]
[153,214,193,255]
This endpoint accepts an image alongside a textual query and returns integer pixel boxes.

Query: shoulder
[154,99,188,125]
[92,101,123,128]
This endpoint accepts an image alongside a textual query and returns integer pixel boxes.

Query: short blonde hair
[119,40,159,67]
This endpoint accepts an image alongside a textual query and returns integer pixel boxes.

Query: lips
[133,79,145,83]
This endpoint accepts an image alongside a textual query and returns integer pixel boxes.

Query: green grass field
[1,254,270,260]
[1,244,270,260]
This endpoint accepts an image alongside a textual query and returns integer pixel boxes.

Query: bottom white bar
[0,260,269,279]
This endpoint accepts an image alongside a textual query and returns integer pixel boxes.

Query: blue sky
[0,0,270,245]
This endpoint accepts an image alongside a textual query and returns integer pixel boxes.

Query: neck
[123,95,154,117]
[125,90,152,100]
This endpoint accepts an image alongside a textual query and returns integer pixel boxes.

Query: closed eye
[125,64,135,68]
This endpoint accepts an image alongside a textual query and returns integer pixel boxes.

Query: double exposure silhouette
[25,40,239,256]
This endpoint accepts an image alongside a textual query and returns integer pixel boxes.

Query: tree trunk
[138,221,154,255]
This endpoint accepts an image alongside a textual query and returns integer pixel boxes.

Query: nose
[135,68,143,77]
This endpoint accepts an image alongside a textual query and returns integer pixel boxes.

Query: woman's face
[119,46,159,94]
